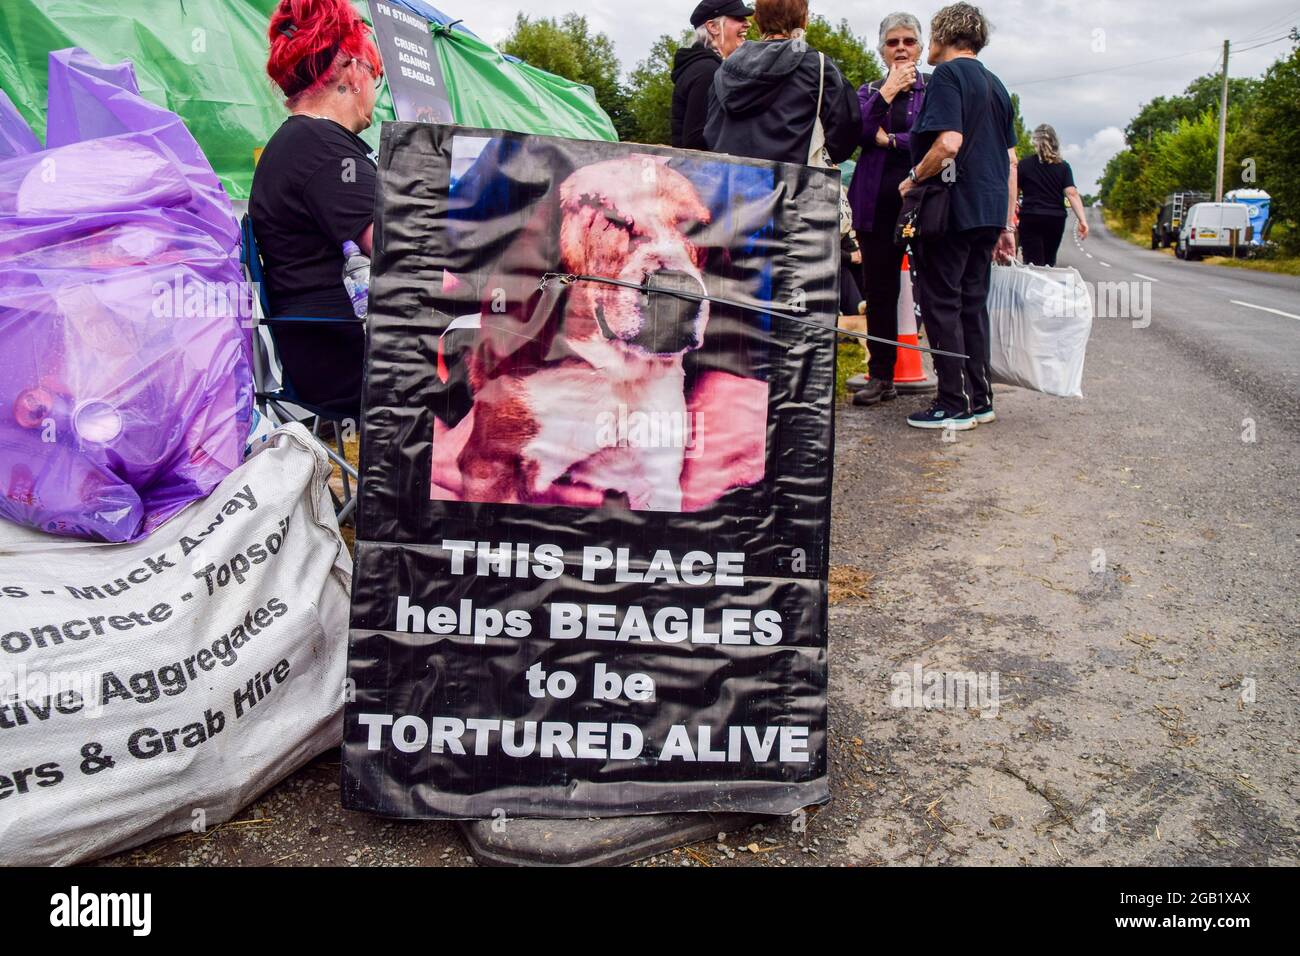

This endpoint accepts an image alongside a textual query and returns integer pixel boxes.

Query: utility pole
[1215,39,1229,202]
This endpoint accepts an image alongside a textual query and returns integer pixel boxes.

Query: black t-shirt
[249,115,378,317]
[1018,154,1075,217]
[248,116,376,415]
[911,57,1015,231]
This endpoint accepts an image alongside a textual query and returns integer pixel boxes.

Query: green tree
[1098,50,1286,234]
[1010,93,1034,159]
[1126,72,1260,146]
[1143,111,1221,200]
[1245,43,1300,249]
[1098,144,1152,221]
[625,31,694,146]
[803,16,884,91]
[500,13,634,140]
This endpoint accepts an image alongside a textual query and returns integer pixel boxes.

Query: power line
[1237,8,1300,42]
[1005,29,1295,88]
[1007,44,1223,86]
[1231,33,1296,54]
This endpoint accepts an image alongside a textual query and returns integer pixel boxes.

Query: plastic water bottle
[342,240,370,319]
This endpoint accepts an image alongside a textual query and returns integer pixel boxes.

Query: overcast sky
[457,0,1299,191]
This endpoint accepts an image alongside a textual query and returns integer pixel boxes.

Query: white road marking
[1086,253,1094,259]
[1133,273,1160,282]
[1099,261,1112,268]
[1230,300,1300,321]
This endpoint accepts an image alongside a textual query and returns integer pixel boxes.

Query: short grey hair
[694,17,723,50]
[878,12,923,59]
[930,3,991,54]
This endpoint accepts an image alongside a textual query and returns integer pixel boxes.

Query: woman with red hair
[250,0,385,415]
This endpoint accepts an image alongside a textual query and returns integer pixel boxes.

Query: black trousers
[839,259,863,316]
[1019,212,1067,266]
[273,321,365,417]
[858,229,907,380]
[913,227,1001,415]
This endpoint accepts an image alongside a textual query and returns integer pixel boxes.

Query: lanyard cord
[537,272,970,360]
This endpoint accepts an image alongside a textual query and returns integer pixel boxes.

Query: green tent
[0,0,616,199]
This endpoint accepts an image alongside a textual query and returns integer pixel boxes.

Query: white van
[1176,202,1252,260]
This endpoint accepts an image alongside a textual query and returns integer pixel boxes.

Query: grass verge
[1102,209,1300,274]
[1203,255,1300,276]
[836,339,867,402]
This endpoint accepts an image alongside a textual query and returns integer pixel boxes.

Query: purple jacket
[846,73,927,235]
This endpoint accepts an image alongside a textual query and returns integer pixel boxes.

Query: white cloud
[1062,126,1127,193]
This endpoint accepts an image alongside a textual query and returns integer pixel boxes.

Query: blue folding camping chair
[240,214,360,526]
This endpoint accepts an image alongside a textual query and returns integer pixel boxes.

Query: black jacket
[671,45,722,151]
[704,39,861,166]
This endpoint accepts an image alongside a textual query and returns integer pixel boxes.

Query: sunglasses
[885,37,919,48]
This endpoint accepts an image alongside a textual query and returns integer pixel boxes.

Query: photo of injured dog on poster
[427,134,777,514]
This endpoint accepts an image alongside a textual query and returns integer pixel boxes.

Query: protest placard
[343,124,839,817]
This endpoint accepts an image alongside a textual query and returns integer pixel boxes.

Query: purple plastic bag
[0,49,252,542]
[0,91,41,161]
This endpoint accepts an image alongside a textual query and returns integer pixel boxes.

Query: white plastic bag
[0,424,352,865]
[987,262,1093,398]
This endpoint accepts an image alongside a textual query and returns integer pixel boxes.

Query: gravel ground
[98,216,1299,868]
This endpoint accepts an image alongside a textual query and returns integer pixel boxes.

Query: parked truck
[1151,191,1211,249]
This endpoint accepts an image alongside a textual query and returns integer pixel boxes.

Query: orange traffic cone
[892,253,936,393]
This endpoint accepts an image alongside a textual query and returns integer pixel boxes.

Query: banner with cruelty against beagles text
[342,123,839,817]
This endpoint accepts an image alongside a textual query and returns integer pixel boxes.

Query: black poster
[342,123,838,817]
[367,1,452,124]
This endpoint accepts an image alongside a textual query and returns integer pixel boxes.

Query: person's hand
[850,249,862,265]
[1076,218,1090,241]
[993,229,1017,264]
[880,60,917,101]
[875,127,890,148]
[899,176,914,198]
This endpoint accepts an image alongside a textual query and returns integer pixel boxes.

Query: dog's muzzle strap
[538,272,969,361]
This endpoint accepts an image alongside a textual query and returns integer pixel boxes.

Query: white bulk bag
[0,424,351,865]
[987,262,1093,398]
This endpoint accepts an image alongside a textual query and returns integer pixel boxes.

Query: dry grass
[828,565,876,605]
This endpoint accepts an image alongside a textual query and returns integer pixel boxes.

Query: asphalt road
[819,210,1299,865]
[98,210,1299,868]
[1064,207,1300,419]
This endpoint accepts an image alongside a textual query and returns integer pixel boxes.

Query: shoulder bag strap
[807,52,827,166]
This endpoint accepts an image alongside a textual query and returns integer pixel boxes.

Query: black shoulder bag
[893,179,950,247]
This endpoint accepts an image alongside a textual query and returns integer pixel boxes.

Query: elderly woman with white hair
[1017,123,1088,266]
[847,12,929,407]
[671,0,754,150]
